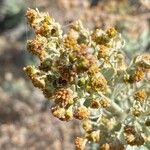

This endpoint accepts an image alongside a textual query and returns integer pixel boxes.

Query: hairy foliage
[24,8,150,150]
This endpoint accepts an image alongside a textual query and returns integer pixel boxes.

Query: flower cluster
[24,8,150,150]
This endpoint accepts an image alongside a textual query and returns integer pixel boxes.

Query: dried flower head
[98,45,109,60]
[27,35,47,59]
[99,98,110,108]
[90,74,107,92]
[75,137,87,150]
[129,68,145,83]
[54,88,73,106]
[74,106,90,120]
[124,126,145,146]
[134,89,147,102]
[90,99,100,108]
[51,106,66,120]
[106,27,117,38]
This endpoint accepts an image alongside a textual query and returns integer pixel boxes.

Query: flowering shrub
[24,8,150,150]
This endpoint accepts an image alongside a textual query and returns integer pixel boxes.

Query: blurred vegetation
[0,0,149,149]
[0,0,25,32]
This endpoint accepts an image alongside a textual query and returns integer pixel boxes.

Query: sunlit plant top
[24,8,150,150]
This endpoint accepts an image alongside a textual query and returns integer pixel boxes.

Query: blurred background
[0,0,149,149]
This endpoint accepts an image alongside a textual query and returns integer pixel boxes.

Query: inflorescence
[24,8,150,150]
